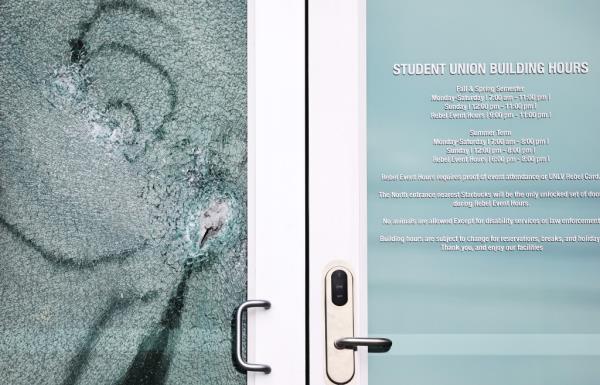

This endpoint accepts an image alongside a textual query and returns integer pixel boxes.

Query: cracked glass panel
[0,1,247,384]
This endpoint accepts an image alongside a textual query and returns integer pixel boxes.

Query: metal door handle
[335,337,393,353]
[235,300,271,374]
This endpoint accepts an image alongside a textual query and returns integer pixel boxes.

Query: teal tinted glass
[367,1,600,384]
[0,1,247,384]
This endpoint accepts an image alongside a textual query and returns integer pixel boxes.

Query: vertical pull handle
[235,300,272,374]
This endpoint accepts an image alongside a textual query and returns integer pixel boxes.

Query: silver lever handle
[235,300,272,374]
[335,337,393,353]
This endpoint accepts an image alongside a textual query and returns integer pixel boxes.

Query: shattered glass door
[0,1,248,384]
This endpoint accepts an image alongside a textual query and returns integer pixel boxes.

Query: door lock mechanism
[325,266,392,384]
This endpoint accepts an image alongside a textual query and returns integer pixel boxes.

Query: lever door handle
[235,300,271,374]
[335,337,392,353]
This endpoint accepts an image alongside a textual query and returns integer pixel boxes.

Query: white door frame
[249,1,306,384]
[309,0,368,384]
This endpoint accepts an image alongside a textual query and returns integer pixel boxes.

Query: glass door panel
[367,1,600,384]
[1,1,248,384]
